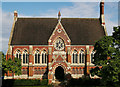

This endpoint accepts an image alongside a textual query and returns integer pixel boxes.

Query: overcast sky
[0,0,119,53]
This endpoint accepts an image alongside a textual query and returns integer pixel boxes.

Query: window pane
[19,54,21,60]
[42,54,44,63]
[45,54,46,63]
[82,54,84,63]
[79,54,81,63]
[26,54,28,63]
[35,54,37,63]
[91,54,94,63]
[75,54,78,63]
[73,54,74,63]
[23,54,25,63]
[38,54,40,63]
[16,54,18,58]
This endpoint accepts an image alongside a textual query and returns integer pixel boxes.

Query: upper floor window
[41,50,47,64]
[79,50,85,63]
[91,51,95,63]
[35,50,40,64]
[54,38,65,50]
[72,50,78,63]
[23,50,28,64]
[16,50,21,60]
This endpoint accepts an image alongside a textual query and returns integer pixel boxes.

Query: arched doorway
[55,66,64,81]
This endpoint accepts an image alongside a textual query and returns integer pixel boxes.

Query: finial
[58,11,61,17]
[58,11,61,21]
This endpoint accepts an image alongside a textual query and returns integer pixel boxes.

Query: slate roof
[11,18,105,45]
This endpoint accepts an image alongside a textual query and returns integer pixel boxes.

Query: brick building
[5,0,107,84]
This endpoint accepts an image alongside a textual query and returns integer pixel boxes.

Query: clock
[54,38,64,50]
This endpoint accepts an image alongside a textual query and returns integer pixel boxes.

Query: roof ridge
[18,17,99,19]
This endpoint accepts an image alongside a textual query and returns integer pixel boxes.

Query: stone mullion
[78,54,79,64]
[40,54,42,64]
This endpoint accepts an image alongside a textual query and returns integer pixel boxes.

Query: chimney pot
[14,11,18,17]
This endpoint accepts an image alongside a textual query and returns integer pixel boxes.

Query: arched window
[41,50,47,64]
[15,50,21,60]
[72,50,78,63]
[79,50,85,63]
[91,51,95,63]
[23,50,28,64]
[34,50,40,64]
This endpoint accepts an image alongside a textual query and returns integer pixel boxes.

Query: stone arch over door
[51,63,67,81]
[52,63,67,74]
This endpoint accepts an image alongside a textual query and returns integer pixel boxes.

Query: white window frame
[90,51,95,64]
[34,50,40,65]
[22,50,28,65]
[41,51,47,64]
[15,50,21,59]
[72,50,78,64]
[79,50,85,64]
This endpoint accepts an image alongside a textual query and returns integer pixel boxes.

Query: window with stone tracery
[23,50,28,64]
[41,50,47,64]
[79,50,85,63]
[34,50,40,64]
[72,50,78,63]
[54,38,65,50]
[15,50,21,60]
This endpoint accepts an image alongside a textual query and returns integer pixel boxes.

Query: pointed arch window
[41,50,47,64]
[23,50,28,64]
[79,50,85,63]
[34,50,40,64]
[15,50,21,60]
[91,51,95,63]
[72,50,78,63]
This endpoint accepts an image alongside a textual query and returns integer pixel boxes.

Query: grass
[13,86,49,87]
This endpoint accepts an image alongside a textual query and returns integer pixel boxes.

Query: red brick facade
[5,1,106,84]
[5,21,96,84]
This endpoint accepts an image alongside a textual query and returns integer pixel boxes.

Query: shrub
[40,79,48,85]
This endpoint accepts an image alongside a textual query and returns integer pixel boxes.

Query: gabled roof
[10,18,105,45]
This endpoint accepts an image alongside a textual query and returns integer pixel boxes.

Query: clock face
[54,38,65,50]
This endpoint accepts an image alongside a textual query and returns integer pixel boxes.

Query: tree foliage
[2,52,22,76]
[90,26,120,85]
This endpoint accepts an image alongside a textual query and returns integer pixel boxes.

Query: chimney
[100,0,107,35]
[14,11,18,21]
[100,0,105,26]
[58,11,61,22]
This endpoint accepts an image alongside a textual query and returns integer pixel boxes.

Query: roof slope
[11,18,105,45]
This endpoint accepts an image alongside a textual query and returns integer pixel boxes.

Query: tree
[2,52,22,78]
[1,52,8,76]
[90,26,120,85]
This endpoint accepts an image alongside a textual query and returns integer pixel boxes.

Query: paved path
[52,80,66,87]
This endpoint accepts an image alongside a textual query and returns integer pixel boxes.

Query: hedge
[2,79,48,87]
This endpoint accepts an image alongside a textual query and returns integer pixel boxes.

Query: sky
[0,0,119,53]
